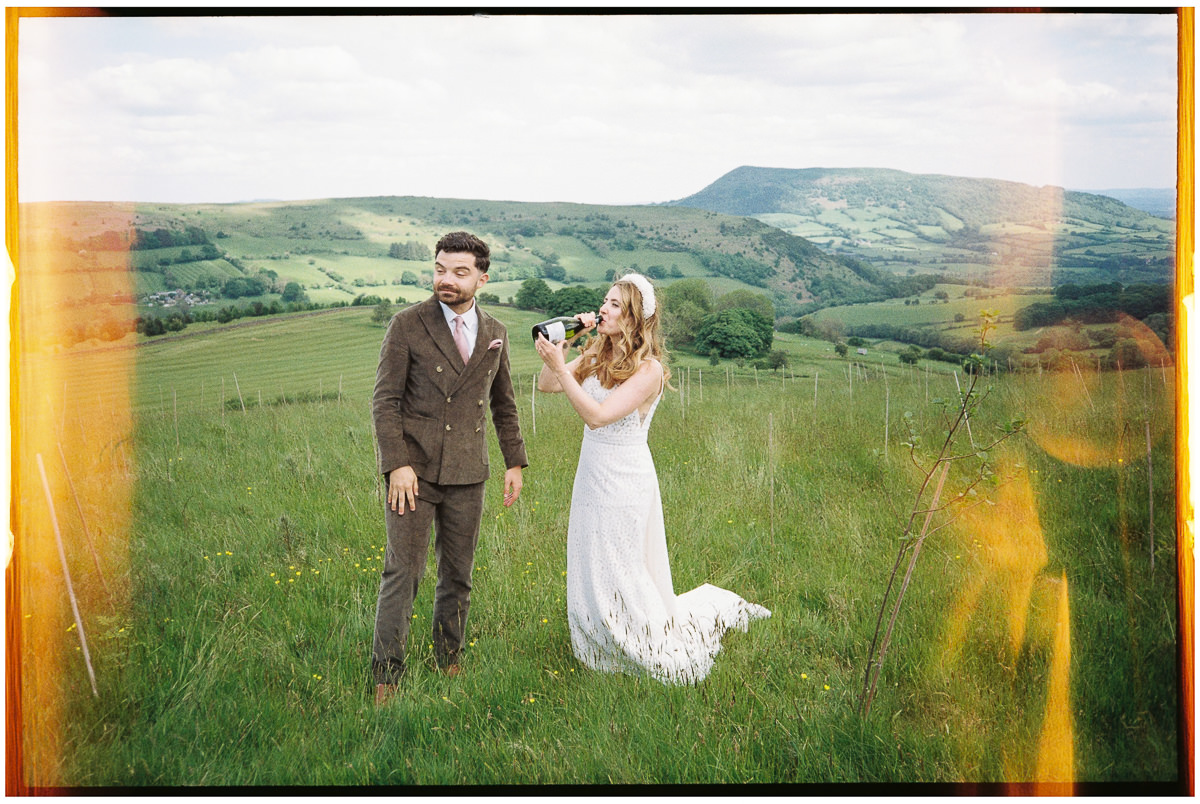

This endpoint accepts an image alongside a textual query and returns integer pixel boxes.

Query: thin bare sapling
[858,311,1026,718]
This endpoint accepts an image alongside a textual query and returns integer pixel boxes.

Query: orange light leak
[942,463,1073,791]
[939,464,1048,672]
[7,8,138,790]
[1026,314,1174,470]
[1033,572,1074,792]
[10,202,137,794]
[1177,8,1196,796]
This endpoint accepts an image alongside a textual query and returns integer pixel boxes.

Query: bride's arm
[537,347,581,393]
[539,352,662,430]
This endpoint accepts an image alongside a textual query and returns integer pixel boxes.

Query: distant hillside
[18,195,925,325]
[666,166,1174,287]
[1081,187,1175,219]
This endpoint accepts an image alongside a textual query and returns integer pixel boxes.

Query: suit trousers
[371,477,486,684]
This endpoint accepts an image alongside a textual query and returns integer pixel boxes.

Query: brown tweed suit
[371,295,527,683]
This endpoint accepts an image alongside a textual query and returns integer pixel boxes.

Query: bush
[693,308,773,359]
[222,276,267,299]
[548,286,604,318]
[515,278,553,311]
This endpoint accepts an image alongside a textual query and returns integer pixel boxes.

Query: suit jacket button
[445,424,452,431]
[475,426,481,432]
[446,397,453,403]
[478,399,484,406]
[436,366,443,373]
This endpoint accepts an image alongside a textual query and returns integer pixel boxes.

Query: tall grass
[15,306,1179,787]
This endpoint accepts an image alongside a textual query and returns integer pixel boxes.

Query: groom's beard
[437,285,473,307]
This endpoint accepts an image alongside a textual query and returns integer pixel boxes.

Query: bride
[534,273,770,684]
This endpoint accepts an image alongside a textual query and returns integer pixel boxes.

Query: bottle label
[546,321,567,342]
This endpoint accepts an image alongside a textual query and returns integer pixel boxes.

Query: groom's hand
[502,466,523,507]
[388,466,419,514]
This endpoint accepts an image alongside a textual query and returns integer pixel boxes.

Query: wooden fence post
[37,454,99,698]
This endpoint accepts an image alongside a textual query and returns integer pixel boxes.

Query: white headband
[618,273,657,319]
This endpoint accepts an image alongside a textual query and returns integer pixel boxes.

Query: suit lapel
[471,307,498,361]
[449,307,496,391]
[418,296,466,369]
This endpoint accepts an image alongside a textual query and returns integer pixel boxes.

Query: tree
[515,278,554,311]
[898,345,921,365]
[834,342,849,358]
[389,240,432,261]
[727,307,774,353]
[1107,338,1148,369]
[663,300,708,350]
[372,300,394,325]
[99,319,129,341]
[662,278,714,315]
[281,282,307,303]
[694,308,772,359]
[548,286,604,318]
[715,289,774,321]
[541,263,567,282]
[222,276,267,299]
[767,349,790,372]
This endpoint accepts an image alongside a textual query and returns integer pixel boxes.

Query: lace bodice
[580,372,662,445]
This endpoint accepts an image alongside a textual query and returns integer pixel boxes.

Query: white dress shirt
[439,300,478,360]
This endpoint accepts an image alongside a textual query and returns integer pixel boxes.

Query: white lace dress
[565,372,771,684]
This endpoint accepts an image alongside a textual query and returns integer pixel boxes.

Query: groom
[370,231,526,704]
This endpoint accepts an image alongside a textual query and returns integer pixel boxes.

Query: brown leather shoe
[374,683,397,706]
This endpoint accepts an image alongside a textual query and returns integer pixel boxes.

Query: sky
[15,10,1181,206]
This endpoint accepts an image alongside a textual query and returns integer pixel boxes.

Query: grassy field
[13,304,1181,789]
[804,288,1143,361]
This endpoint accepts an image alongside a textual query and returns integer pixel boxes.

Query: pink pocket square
[488,339,504,350]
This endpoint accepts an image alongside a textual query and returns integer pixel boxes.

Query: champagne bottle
[531,315,597,343]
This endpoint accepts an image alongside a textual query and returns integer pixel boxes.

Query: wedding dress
[565,370,771,684]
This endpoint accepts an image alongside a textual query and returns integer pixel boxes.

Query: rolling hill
[17,166,1176,356]
[665,166,1175,287]
[18,196,910,331]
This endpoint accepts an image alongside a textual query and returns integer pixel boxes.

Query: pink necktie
[452,315,471,364]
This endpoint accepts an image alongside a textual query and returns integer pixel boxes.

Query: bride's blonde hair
[573,276,672,390]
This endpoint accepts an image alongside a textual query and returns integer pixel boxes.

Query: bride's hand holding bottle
[535,311,597,390]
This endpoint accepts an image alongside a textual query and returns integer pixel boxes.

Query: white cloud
[15,11,1180,204]
[85,58,233,114]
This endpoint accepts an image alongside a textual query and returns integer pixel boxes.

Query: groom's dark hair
[435,231,490,273]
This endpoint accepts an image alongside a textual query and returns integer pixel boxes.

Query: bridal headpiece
[618,272,657,319]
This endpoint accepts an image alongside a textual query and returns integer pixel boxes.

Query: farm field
[12,302,1181,790]
[807,286,1051,330]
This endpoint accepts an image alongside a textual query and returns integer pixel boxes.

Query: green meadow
[17,304,1179,788]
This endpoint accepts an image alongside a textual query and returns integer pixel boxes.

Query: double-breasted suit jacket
[372,295,527,485]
